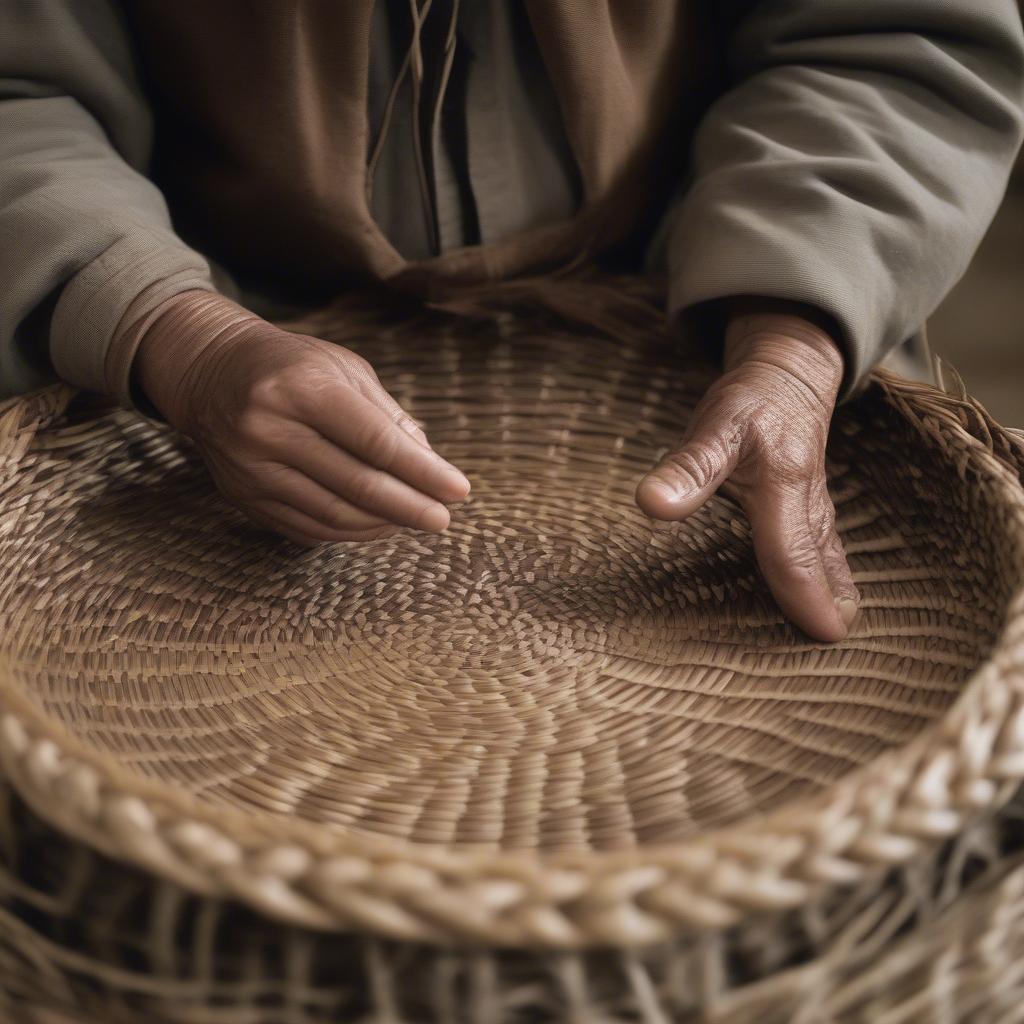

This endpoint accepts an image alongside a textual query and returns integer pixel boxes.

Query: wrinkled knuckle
[663,446,713,489]
[319,495,356,530]
[789,544,821,577]
[800,445,827,476]
[349,470,385,509]
[770,441,821,484]
[357,419,401,468]
[765,537,820,581]
[814,501,838,539]
[246,372,291,411]
[343,351,375,378]
[234,407,276,445]
[246,462,293,498]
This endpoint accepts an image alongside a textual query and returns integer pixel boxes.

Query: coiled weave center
[0,299,1001,853]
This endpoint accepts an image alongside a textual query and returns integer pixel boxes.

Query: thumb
[636,422,743,521]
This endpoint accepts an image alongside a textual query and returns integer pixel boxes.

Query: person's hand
[635,306,858,642]
[134,291,470,545]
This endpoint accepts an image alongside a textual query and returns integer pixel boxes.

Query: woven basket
[1,277,1024,1024]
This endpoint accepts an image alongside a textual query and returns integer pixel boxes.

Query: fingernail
[837,598,859,630]
[443,466,471,499]
[643,477,685,502]
[418,504,451,533]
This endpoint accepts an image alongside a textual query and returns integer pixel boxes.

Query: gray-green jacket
[0,0,1022,400]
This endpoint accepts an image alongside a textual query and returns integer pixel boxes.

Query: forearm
[0,0,216,400]
[664,0,1024,391]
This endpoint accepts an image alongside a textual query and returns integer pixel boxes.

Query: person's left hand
[635,306,859,642]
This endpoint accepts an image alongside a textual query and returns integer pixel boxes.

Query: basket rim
[1,371,1024,949]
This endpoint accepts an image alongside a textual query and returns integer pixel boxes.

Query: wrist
[133,290,259,430]
[723,300,844,398]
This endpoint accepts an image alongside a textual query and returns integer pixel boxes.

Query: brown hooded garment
[0,0,1022,402]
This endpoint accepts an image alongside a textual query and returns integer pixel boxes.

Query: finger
[354,372,432,450]
[304,385,469,503]
[245,500,402,546]
[744,475,854,643]
[818,491,860,629]
[268,435,453,533]
[395,413,431,450]
[636,422,743,521]
[339,353,433,448]
[237,464,401,534]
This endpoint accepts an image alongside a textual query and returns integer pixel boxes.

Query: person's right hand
[133,290,470,545]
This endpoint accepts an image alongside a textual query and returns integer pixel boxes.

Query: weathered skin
[135,290,471,545]
[636,308,857,643]
[139,291,856,642]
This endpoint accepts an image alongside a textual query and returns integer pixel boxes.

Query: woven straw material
[1,277,1024,1021]
[3,785,1024,1024]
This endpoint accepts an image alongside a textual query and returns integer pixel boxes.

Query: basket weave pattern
[4,787,1024,1023]
[1,281,1023,1021]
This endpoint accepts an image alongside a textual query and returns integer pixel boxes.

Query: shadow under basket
[1,277,1024,1023]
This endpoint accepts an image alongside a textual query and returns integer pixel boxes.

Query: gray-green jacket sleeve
[0,0,215,399]
[662,0,1024,390]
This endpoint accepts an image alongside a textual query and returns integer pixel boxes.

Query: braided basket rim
[1,367,1023,951]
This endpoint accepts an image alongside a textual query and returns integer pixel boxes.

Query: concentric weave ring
[0,280,1023,948]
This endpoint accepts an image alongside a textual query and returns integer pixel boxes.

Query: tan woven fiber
[1,276,1024,1021]
[3,784,1024,1023]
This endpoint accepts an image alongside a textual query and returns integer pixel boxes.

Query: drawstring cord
[365,0,461,256]
[365,0,433,206]
[406,0,437,252]
[430,0,460,186]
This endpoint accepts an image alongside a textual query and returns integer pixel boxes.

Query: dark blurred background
[927,158,1024,425]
